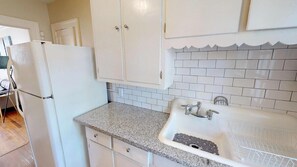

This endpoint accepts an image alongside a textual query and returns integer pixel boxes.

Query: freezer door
[19,91,65,167]
[44,44,107,167]
[8,41,52,97]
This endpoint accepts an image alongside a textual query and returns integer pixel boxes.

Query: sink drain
[189,144,202,150]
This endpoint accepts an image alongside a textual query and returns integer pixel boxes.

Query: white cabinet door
[153,155,187,167]
[91,0,124,81]
[247,0,297,30]
[88,140,113,167]
[114,153,144,167]
[122,0,162,85]
[165,0,242,38]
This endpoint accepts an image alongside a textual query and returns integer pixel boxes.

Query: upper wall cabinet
[163,0,297,48]
[165,0,243,38]
[247,0,297,30]
[90,0,173,89]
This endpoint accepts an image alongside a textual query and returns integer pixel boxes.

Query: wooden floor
[0,110,35,167]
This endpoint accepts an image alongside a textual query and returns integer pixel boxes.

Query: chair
[0,59,21,123]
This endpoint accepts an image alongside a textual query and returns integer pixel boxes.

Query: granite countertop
[74,102,229,167]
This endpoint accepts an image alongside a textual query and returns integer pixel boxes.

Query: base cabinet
[114,152,144,167]
[152,154,187,167]
[86,127,188,167]
[87,140,113,167]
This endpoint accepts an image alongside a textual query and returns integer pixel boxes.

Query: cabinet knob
[126,148,130,153]
[94,134,98,138]
[115,26,120,31]
[124,24,129,30]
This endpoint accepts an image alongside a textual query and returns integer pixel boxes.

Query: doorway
[0,25,34,167]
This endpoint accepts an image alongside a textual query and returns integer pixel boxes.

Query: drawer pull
[126,148,131,153]
[94,134,98,138]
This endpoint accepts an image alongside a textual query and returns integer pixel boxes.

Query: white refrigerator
[8,41,107,167]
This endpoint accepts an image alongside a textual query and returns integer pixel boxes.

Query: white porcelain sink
[159,99,297,167]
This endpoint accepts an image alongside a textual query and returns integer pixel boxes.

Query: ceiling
[40,0,55,3]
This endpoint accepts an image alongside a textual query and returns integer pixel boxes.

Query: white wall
[0,0,52,41]
[0,26,30,45]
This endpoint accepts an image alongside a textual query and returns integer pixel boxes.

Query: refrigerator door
[44,44,107,167]
[18,91,65,167]
[8,41,52,97]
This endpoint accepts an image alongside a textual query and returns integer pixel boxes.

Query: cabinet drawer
[113,138,148,165]
[85,127,112,149]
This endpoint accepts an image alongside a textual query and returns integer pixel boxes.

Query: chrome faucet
[181,102,219,120]
[181,102,201,115]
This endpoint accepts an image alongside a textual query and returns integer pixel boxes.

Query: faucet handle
[206,109,219,120]
[181,104,191,115]
[209,109,219,114]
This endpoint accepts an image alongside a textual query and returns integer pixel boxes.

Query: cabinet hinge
[160,71,163,79]
[164,23,166,33]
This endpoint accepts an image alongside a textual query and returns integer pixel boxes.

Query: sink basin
[159,99,297,167]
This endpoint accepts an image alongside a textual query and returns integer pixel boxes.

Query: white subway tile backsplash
[251,98,275,108]
[205,85,222,93]
[141,92,152,98]
[198,76,214,84]
[108,44,297,115]
[291,92,297,102]
[176,68,190,75]
[169,89,182,96]
[273,49,297,59]
[147,98,157,105]
[223,86,242,95]
[216,60,236,68]
[231,96,251,105]
[175,83,189,90]
[196,92,212,100]
[225,69,245,78]
[183,60,198,67]
[192,52,207,59]
[245,70,269,79]
[175,60,183,67]
[255,80,280,90]
[233,79,255,88]
[207,69,225,77]
[258,60,284,70]
[280,81,297,91]
[199,60,216,68]
[208,51,227,59]
[176,52,191,59]
[191,69,206,76]
[183,76,197,83]
[243,88,265,98]
[227,51,248,59]
[248,50,273,59]
[284,60,297,70]
[235,60,258,69]
[151,93,163,100]
[182,90,196,98]
[265,90,291,100]
[269,71,297,80]
[214,77,233,86]
[189,84,205,91]
[173,75,183,82]
[275,101,297,112]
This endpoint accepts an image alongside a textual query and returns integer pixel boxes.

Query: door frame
[51,18,81,46]
[0,15,40,40]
